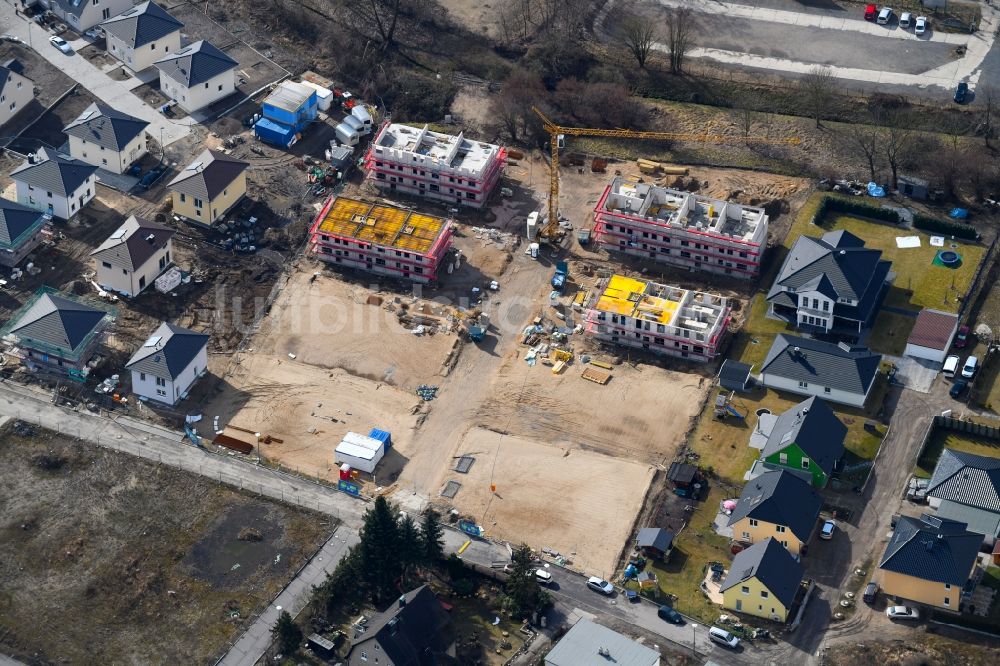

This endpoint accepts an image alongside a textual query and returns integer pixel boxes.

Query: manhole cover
[441,481,462,499]
[454,455,475,474]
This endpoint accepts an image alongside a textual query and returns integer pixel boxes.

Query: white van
[535,569,553,586]
[708,626,740,649]
[943,355,960,379]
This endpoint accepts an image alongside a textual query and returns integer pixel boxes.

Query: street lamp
[690,623,698,657]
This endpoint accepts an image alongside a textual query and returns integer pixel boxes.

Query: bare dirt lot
[444,427,656,576]
[0,423,332,666]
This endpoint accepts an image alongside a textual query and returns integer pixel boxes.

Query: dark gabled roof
[100,1,184,49]
[10,148,97,197]
[719,359,752,388]
[63,103,149,152]
[0,63,28,93]
[762,397,846,475]
[767,231,886,304]
[667,461,698,485]
[907,309,960,352]
[0,199,46,250]
[154,40,238,87]
[727,470,822,543]
[168,149,248,200]
[720,538,803,608]
[636,527,674,552]
[879,514,982,586]
[91,215,174,271]
[347,585,451,666]
[928,449,1000,512]
[125,322,208,380]
[8,292,106,353]
[760,334,882,396]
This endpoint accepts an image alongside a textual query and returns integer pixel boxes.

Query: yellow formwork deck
[595,274,679,324]
[316,196,448,255]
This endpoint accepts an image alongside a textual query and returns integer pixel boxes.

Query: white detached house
[10,148,97,220]
[154,40,238,114]
[100,1,184,73]
[126,322,209,405]
[91,215,174,297]
[62,102,149,175]
[40,0,137,32]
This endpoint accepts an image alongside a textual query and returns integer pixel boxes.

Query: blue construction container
[368,428,392,450]
[261,81,318,134]
[254,117,297,148]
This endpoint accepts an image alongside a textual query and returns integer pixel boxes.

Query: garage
[904,309,959,364]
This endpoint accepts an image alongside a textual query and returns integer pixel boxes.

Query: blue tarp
[949,208,969,219]
[368,428,392,450]
[867,182,886,197]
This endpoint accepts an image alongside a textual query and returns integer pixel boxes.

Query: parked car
[886,605,920,621]
[954,325,970,348]
[535,569,553,586]
[943,354,961,378]
[657,605,684,624]
[955,82,969,104]
[864,3,878,20]
[84,27,103,40]
[915,16,928,35]
[950,378,969,399]
[49,36,72,54]
[899,11,912,28]
[863,581,880,604]
[877,7,893,25]
[709,626,741,649]
[962,355,979,379]
[587,576,615,595]
[820,519,837,540]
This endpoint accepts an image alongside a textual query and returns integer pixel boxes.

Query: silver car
[586,576,614,595]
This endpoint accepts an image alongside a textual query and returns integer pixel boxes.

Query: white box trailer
[351,105,373,132]
[343,114,368,136]
[335,123,359,147]
[342,431,384,453]
[335,440,384,473]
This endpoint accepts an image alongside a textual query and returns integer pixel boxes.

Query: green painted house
[758,397,846,488]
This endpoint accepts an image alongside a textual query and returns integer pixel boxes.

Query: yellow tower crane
[531,107,802,240]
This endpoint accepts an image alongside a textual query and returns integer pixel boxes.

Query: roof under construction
[314,197,449,256]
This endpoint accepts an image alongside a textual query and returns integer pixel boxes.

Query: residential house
[154,41,238,114]
[91,215,174,296]
[928,449,1000,548]
[10,148,97,220]
[904,309,960,364]
[39,0,136,32]
[62,103,149,175]
[727,470,822,555]
[755,397,847,488]
[544,618,659,666]
[167,149,248,226]
[126,322,208,405]
[635,527,674,560]
[0,63,34,129]
[100,1,184,73]
[0,198,48,267]
[758,334,882,408]
[721,537,804,623]
[0,288,109,379]
[344,585,455,666]
[766,230,891,340]
[878,514,983,611]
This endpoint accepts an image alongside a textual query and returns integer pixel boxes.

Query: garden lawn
[867,311,917,356]
[915,428,1000,478]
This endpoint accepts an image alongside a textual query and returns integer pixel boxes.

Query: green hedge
[912,213,979,241]
[812,195,978,241]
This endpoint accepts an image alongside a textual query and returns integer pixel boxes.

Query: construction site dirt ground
[445,427,656,576]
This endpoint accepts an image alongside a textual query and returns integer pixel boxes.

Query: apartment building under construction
[364,122,506,209]
[309,196,453,283]
[584,274,731,362]
[593,177,769,278]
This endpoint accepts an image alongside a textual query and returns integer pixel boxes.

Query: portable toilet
[526,211,539,240]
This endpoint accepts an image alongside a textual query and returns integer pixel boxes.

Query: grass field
[915,427,1000,477]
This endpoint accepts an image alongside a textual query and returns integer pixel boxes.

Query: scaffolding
[0,286,115,364]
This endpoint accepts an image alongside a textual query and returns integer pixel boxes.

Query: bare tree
[664,8,693,74]
[734,90,762,141]
[880,109,915,189]
[850,124,880,181]
[979,85,997,148]
[623,18,657,69]
[349,0,403,51]
[800,66,836,128]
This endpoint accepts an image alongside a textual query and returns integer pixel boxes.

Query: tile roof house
[0,198,48,268]
[635,527,674,560]
[728,470,822,555]
[904,309,960,363]
[0,288,110,378]
[753,397,847,488]
[721,537,804,622]
[126,322,208,405]
[167,149,248,226]
[544,618,660,666]
[928,449,1000,546]
[10,148,98,220]
[91,215,174,296]
[767,230,891,340]
[345,585,455,666]
[878,514,983,610]
[154,41,238,113]
[63,103,149,175]
[758,334,882,408]
[41,0,136,32]
[101,1,184,73]
[0,63,34,129]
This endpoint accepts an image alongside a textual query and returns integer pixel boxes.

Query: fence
[933,415,1000,441]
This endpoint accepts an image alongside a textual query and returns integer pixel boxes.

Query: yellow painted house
[727,469,822,556]
[168,149,248,227]
[721,537,804,622]
[878,514,983,611]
